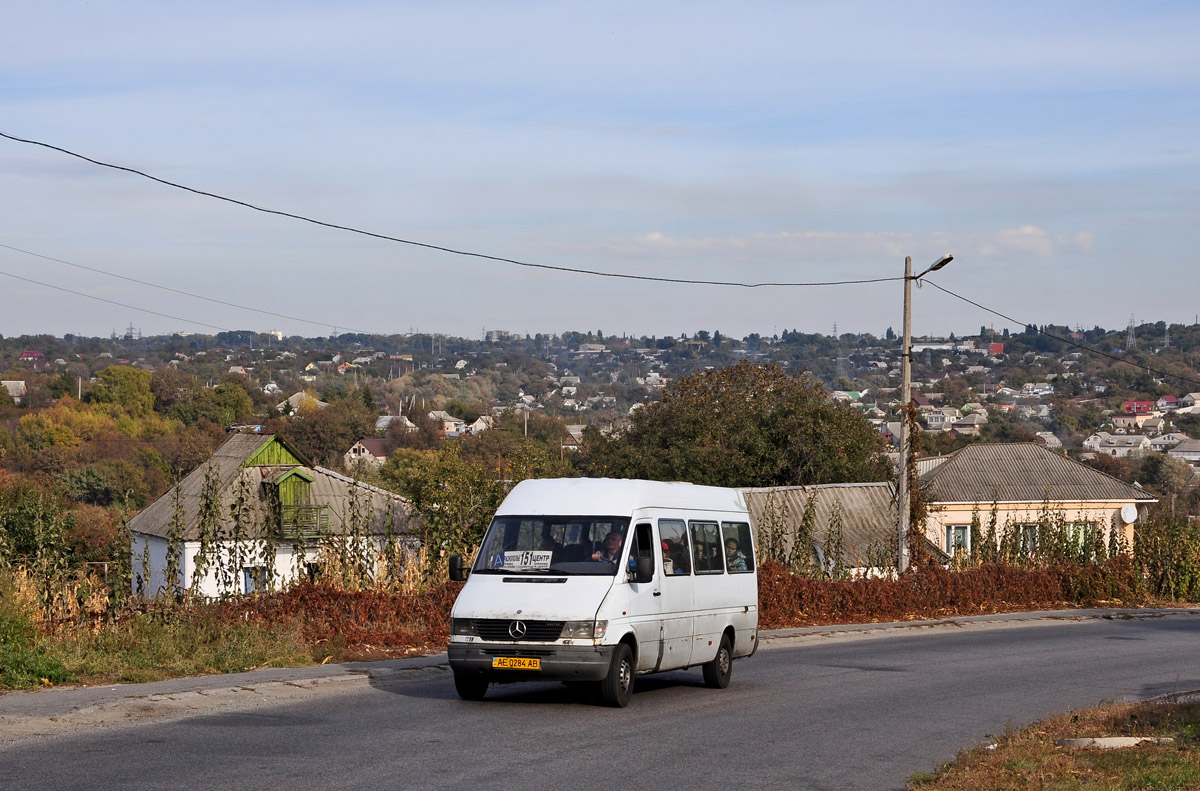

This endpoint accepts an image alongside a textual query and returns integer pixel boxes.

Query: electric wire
[925,279,1200,389]
[6,129,1198,390]
[0,131,901,289]
[0,267,233,333]
[0,242,377,335]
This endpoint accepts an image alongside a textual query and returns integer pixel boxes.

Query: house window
[945,524,970,555]
[1019,524,1039,554]
[243,566,269,594]
[1063,523,1094,551]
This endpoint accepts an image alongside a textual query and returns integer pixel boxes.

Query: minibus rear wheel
[703,634,733,689]
[600,643,634,707]
[454,672,489,701]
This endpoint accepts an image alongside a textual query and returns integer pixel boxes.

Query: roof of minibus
[496,478,747,517]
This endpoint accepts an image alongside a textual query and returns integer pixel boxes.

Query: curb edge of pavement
[2,605,1197,743]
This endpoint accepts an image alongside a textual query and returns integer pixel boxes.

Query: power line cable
[925,279,1200,388]
[0,241,376,335]
[0,131,901,289]
[0,267,233,332]
[17,127,1189,388]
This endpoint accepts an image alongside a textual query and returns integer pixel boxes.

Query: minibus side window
[721,522,755,573]
[689,521,723,574]
[658,519,690,576]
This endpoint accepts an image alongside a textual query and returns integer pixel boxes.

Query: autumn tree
[151,369,255,427]
[380,445,507,581]
[269,396,376,467]
[85,366,154,416]
[457,410,574,479]
[1135,453,1193,499]
[1084,453,1134,482]
[578,361,891,487]
[387,411,444,451]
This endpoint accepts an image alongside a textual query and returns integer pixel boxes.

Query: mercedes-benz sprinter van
[447,478,758,707]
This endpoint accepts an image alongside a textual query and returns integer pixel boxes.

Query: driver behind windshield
[592,531,624,563]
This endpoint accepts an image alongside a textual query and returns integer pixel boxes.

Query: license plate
[492,657,540,670]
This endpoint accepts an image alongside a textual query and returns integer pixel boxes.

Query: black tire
[600,643,635,707]
[454,672,489,701]
[702,634,733,689]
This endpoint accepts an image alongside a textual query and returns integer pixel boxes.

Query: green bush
[1136,513,1200,601]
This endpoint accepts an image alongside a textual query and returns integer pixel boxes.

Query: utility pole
[898,257,914,574]
[898,254,954,574]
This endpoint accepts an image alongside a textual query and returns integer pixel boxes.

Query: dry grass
[45,606,315,684]
[910,697,1200,790]
[7,566,109,633]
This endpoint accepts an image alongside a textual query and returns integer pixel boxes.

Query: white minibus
[447,478,758,707]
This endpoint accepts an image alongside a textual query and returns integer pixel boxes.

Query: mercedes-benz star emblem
[508,620,527,639]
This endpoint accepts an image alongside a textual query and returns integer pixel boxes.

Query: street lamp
[897,254,953,574]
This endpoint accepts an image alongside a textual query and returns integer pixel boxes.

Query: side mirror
[448,555,468,582]
[634,555,654,584]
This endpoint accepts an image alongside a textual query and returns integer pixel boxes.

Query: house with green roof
[129,432,417,598]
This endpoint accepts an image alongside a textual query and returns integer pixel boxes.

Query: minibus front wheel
[600,643,635,707]
[454,672,489,701]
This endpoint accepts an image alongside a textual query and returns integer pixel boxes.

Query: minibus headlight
[450,618,477,636]
[561,620,607,640]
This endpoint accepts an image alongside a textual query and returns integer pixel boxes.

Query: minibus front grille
[473,619,565,642]
[480,648,554,658]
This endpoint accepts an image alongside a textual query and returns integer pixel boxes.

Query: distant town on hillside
[2,319,1200,466]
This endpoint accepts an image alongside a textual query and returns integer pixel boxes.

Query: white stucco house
[128,433,417,599]
[1168,439,1200,466]
[921,443,1156,558]
[1082,432,1151,457]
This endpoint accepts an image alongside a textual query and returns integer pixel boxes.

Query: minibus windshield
[474,515,631,576]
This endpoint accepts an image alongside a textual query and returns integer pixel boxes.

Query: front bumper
[448,642,616,682]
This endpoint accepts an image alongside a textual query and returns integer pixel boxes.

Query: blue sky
[2,2,1198,340]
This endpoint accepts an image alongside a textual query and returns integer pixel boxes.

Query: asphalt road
[3,609,1198,791]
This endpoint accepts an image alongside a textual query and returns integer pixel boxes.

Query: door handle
[653,591,661,596]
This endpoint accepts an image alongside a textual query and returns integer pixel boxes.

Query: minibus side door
[656,517,694,670]
[626,521,663,672]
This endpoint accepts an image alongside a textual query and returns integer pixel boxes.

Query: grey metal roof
[741,483,902,567]
[920,443,1157,504]
[129,434,417,541]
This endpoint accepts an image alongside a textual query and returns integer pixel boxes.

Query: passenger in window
[592,531,624,563]
[661,541,683,574]
[674,546,691,574]
[725,538,748,571]
[663,539,689,574]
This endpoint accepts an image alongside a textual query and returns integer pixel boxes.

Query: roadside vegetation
[909,697,1200,790]
[2,363,1200,691]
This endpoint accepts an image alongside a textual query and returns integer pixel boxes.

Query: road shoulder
[2,607,1197,746]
